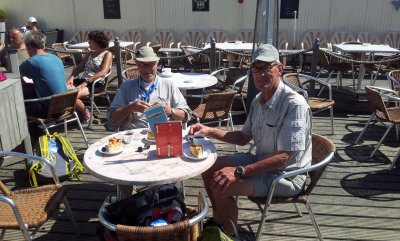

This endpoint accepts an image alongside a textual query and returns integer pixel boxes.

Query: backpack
[28,132,84,187]
[104,184,185,226]
[198,226,244,241]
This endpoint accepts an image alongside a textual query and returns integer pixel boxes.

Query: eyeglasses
[251,64,277,74]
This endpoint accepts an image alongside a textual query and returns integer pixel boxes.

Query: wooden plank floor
[2,109,400,241]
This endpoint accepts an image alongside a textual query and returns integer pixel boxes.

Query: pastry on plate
[147,130,154,140]
[108,137,122,152]
[190,144,203,158]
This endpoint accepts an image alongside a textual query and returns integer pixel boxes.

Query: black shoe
[203,217,223,230]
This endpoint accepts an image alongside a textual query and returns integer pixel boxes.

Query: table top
[204,42,254,51]
[68,41,135,49]
[84,128,217,186]
[158,48,183,53]
[160,72,218,90]
[333,44,400,53]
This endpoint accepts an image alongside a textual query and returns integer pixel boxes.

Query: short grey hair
[24,31,46,49]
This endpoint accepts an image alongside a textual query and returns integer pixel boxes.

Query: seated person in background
[0,28,30,72]
[107,46,191,130]
[66,30,112,121]
[188,44,312,235]
[21,17,40,34]
[19,31,67,142]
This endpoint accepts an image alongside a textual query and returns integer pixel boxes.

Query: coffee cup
[124,130,134,144]
[162,68,172,75]
[192,134,205,145]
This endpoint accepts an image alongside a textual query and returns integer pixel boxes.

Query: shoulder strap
[54,133,84,180]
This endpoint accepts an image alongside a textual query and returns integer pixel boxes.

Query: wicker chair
[202,67,249,115]
[283,73,335,134]
[51,43,76,66]
[388,70,400,92]
[248,134,335,241]
[24,89,89,147]
[98,192,208,241]
[0,151,80,241]
[355,86,400,159]
[122,66,140,81]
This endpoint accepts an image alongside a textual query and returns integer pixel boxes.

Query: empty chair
[0,151,80,241]
[355,86,400,158]
[383,31,400,49]
[148,30,175,48]
[206,30,230,43]
[103,29,116,41]
[24,89,89,147]
[234,30,254,43]
[357,32,381,44]
[387,70,400,91]
[178,30,205,48]
[51,43,76,66]
[283,73,335,134]
[248,134,335,241]
[68,29,91,44]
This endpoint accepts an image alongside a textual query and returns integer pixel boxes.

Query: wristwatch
[170,108,176,117]
[235,166,245,178]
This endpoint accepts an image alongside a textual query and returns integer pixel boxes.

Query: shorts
[227,152,306,198]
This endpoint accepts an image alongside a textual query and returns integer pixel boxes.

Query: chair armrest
[210,67,230,76]
[98,191,209,231]
[300,74,333,99]
[368,86,398,95]
[0,151,60,184]
[0,195,27,229]
[24,95,52,102]
[265,151,334,205]
[232,75,248,89]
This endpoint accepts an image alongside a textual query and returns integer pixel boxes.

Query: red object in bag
[155,121,182,157]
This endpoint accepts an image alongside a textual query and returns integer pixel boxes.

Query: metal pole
[209,37,216,72]
[114,37,123,86]
[310,38,320,95]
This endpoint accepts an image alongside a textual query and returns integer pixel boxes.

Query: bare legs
[201,156,253,234]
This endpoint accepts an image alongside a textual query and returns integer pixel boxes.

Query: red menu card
[155,121,182,157]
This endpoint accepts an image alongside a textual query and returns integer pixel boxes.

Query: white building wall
[0,0,398,48]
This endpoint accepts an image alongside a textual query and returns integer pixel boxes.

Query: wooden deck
[1,72,400,240]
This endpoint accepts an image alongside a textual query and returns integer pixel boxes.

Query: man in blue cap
[189,44,312,235]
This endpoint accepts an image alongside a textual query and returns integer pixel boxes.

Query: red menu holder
[155,121,183,157]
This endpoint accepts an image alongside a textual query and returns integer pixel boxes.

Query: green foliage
[0,9,6,22]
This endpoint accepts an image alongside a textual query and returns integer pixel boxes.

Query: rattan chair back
[388,70,400,91]
[282,72,303,89]
[198,91,235,120]
[46,89,79,121]
[365,86,391,120]
[122,66,140,81]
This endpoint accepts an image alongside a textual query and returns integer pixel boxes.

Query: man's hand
[210,167,239,193]
[153,101,172,116]
[130,101,151,113]
[189,123,212,136]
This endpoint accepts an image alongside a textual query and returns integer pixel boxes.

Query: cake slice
[108,137,122,152]
[147,130,154,140]
[190,144,203,158]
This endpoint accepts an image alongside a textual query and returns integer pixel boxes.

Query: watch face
[236,166,244,176]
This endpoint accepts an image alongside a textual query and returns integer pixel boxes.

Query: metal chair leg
[390,149,400,170]
[255,203,271,241]
[0,229,6,241]
[369,123,394,158]
[305,201,324,241]
[74,112,89,147]
[355,114,375,144]
[294,203,302,216]
[330,107,334,135]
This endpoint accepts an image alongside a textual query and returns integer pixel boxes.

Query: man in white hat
[107,46,191,130]
[189,44,312,235]
[21,17,39,34]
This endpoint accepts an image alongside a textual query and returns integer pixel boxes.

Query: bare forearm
[244,152,290,177]
[207,129,250,146]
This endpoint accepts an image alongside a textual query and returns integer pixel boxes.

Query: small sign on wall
[103,0,121,19]
[280,0,299,19]
[193,0,209,12]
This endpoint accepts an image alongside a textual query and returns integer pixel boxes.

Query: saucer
[98,144,125,155]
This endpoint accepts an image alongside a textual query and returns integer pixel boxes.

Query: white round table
[84,128,217,198]
[160,72,218,90]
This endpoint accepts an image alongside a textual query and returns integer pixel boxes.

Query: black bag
[104,184,185,226]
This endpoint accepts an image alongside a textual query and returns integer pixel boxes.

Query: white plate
[183,80,193,83]
[183,146,210,160]
[159,73,173,78]
[98,144,125,155]
[144,136,156,144]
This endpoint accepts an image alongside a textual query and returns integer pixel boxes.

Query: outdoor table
[67,41,135,49]
[204,42,254,67]
[0,73,33,156]
[158,48,183,54]
[84,128,217,199]
[162,72,218,92]
[333,43,400,92]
